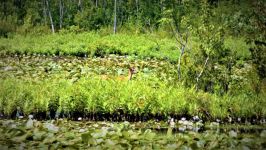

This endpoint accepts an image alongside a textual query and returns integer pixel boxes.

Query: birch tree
[160,9,189,81]
[59,0,64,29]
[113,0,117,34]
[42,0,47,24]
[45,0,55,33]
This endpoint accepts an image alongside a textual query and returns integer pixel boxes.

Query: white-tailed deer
[100,67,136,81]
[126,67,136,80]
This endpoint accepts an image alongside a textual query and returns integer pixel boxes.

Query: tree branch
[196,56,209,90]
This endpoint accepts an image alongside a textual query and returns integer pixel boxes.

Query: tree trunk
[160,0,163,13]
[42,0,47,24]
[45,0,55,33]
[103,0,106,24]
[170,24,188,81]
[113,0,117,34]
[59,0,64,29]
[135,0,139,15]
[78,0,82,11]
[3,0,7,20]
[196,56,209,90]
[177,44,185,80]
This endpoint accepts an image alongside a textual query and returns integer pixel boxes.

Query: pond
[0,118,265,149]
[0,54,176,81]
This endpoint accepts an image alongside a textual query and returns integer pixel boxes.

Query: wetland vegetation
[0,0,265,149]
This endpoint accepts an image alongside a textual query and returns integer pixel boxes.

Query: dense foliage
[1,0,265,94]
[0,55,265,121]
[0,0,265,115]
[0,0,266,148]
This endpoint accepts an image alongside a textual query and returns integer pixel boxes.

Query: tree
[59,0,64,29]
[113,0,117,34]
[159,8,189,81]
[45,0,55,33]
[247,0,266,93]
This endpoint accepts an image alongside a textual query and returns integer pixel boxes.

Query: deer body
[126,67,135,80]
[100,67,136,81]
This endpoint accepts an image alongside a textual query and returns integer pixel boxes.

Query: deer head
[128,67,137,80]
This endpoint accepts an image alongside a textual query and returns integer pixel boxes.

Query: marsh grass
[0,76,264,121]
[0,32,261,121]
[0,32,179,61]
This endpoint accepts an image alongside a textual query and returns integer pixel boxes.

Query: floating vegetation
[0,54,177,82]
[0,118,265,149]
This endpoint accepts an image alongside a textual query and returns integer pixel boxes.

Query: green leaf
[81,132,92,144]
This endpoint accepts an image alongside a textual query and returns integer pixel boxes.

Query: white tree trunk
[136,0,139,15]
[113,0,117,34]
[177,44,185,80]
[46,0,55,33]
[59,0,64,29]
[196,56,209,90]
[42,0,47,24]
[78,0,82,11]
[170,24,189,81]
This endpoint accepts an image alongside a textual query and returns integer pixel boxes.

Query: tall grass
[0,76,264,120]
[0,31,251,62]
[0,32,179,61]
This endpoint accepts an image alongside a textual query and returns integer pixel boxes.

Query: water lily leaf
[208,140,219,149]
[166,143,178,149]
[117,68,123,75]
[65,132,76,140]
[33,130,46,141]
[241,138,253,144]
[42,136,57,144]
[43,123,59,133]
[93,124,99,128]
[143,129,156,140]
[143,68,150,73]
[8,128,26,137]
[11,132,32,143]
[92,128,108,139]
[35,144,48,150]
[105,139,117,146]
[196,140,206,148]
[240,145,250,150]
[229,130,237,138]
[81,132,92,144]
[157,139,168,145]
[180,145,192,150]
[122,130,139,141]
[96,138,104,144]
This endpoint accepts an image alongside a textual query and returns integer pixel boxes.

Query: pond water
[0,54,176,81]
[0,119,265,149]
